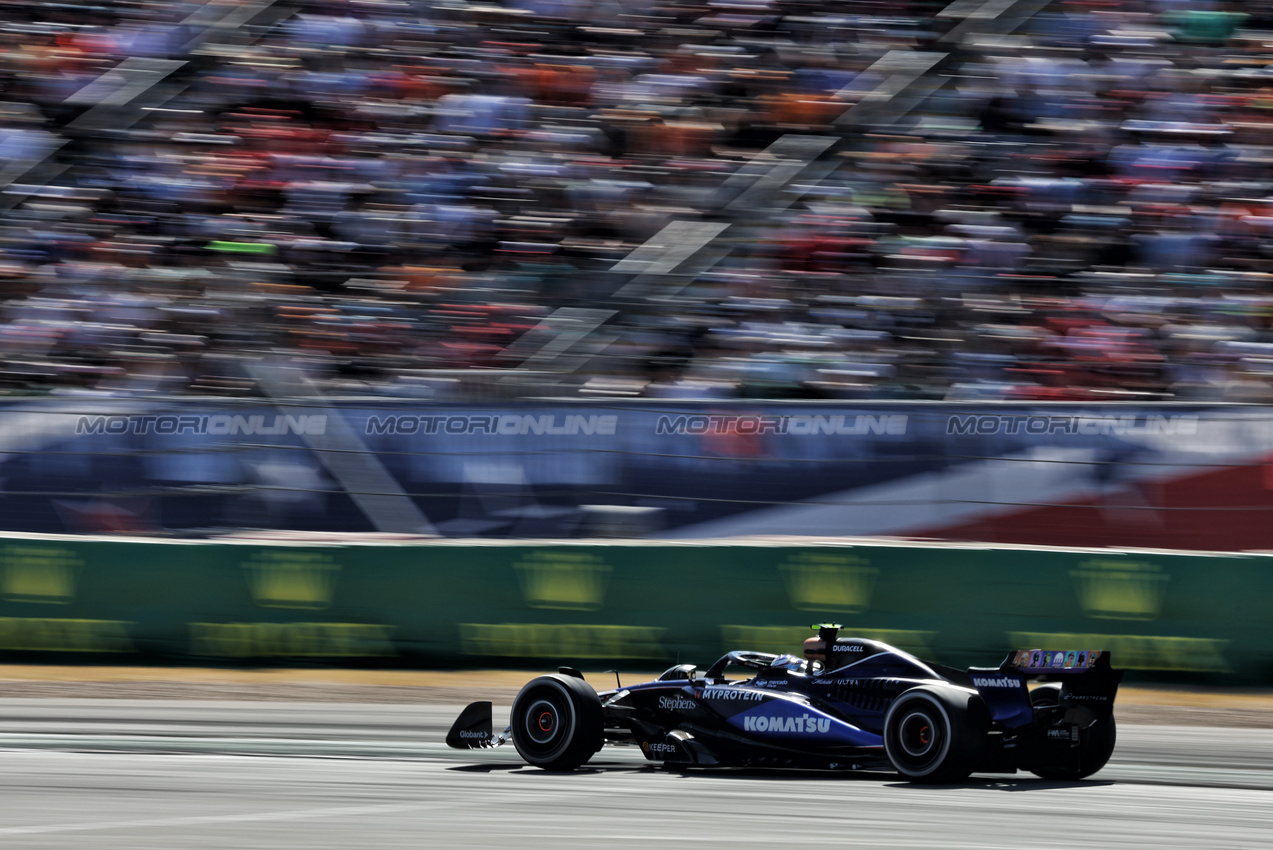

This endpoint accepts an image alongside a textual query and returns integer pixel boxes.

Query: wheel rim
[514,683,575,761]
[525,699,560,746]
[886,695,952,777]
[899,710,939,760]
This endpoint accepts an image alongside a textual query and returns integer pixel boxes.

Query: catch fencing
[0,399,1269,550]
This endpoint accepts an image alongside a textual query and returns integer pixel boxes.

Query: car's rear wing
[968,648,1122,726]
[1001,649,1115,677]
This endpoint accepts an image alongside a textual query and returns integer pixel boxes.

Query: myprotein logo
[656,414,906,436]
[972,676,1020,689]
[743,713,832,734]
[366,414,617,436]
[76,414,326,436]
[702,687,765,702]
[946,414,1197,437]
[658,696,697,711]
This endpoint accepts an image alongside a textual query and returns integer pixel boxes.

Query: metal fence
[0,398,1268,551]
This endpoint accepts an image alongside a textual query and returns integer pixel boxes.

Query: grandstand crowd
[3,0,1273,401]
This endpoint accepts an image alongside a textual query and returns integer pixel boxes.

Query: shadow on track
[446,759,1115,790]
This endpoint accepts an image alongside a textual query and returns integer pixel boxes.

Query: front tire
[1027,684,1116,780]
[883,687,988,783]
[511,674,604,771]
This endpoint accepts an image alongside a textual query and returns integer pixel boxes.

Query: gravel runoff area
[0,667,1269,729]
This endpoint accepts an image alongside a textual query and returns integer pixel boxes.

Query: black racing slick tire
[883,686,989,783]
[511,674,604,771]
[1027,684,1116,780]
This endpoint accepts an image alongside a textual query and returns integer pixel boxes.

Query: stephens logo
[743,713,832,734]
[972,676,1020,689]
[658,695,697,711]
[701,687,765,702]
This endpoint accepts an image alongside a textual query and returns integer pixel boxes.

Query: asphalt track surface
[1,701,1271,849]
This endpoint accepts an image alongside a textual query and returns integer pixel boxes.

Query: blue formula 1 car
[447,625,1122,783]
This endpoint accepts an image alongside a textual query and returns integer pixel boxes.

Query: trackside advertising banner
[0,538,1268,683]
[0,400,1268,550]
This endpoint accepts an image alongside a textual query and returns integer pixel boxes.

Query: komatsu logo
[658,696,697,711]
[702,687,765,701]
[743,714,832,734]
[972,676,1019,689]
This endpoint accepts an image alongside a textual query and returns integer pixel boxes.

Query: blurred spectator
[1,0,1273,401]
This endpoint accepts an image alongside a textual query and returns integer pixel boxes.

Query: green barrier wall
[0,538,1268,683]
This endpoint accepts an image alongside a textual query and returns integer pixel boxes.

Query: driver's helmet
[769,653,805,672]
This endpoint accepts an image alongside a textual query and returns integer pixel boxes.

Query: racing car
[446,624,1122,783]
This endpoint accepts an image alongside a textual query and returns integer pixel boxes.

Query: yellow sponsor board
[1070,559,1170,621]
[1,546,80,604]
[514,550,612,610]
[721,625,936,659]
[459,623,667,660]
[779,551,877,613]
[0,617,133,652]
[242,550,340,610]
[1009,632,1229,672]
[189,622,396,658]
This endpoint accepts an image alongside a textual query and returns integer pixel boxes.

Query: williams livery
[446,625,1122,783]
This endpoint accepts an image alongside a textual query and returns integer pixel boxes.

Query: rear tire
[884,687,988,783]
[511,674,604,771]
[1027,684,1116,780]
